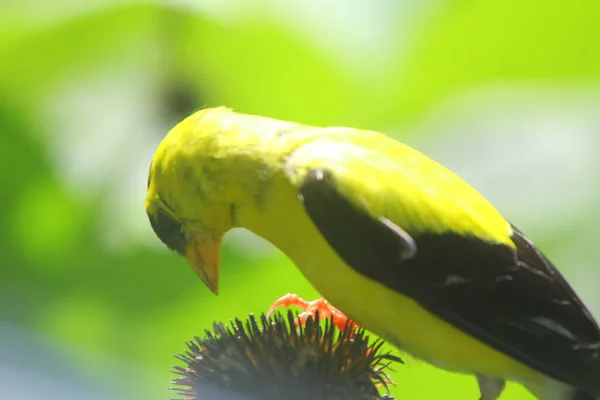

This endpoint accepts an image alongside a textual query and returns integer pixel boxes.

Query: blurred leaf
[9,179,87,265]
[388,0,600,123]
[172,13,370,126]
[0,3,162,99]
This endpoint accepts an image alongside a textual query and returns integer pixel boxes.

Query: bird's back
[283,127,514,246]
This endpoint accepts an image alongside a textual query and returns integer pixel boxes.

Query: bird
[145,106,600,400]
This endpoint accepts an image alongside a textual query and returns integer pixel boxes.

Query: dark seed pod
[171,311,402,400]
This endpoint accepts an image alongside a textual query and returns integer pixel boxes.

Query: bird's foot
[268,294,394,387]
[267,293,359,334]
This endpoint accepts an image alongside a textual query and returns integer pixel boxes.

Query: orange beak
[184,237,222,295]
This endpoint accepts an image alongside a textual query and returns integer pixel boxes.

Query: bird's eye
[148,208,187,254]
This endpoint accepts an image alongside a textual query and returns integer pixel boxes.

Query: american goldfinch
[146,107,600,400]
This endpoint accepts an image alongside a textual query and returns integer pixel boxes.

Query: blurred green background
[1,1,599,399]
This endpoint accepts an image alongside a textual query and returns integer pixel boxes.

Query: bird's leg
[476,375,506,400]
[267,293,359,333]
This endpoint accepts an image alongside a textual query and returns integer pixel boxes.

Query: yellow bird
[145,107,600,400]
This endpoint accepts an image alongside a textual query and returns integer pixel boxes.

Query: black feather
[299,168,600,397]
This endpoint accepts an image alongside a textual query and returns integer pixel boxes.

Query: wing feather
[299,167,600,395]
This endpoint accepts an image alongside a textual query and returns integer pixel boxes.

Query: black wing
[300,168,600,396]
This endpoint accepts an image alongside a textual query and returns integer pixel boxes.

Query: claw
[267,293,358,334]
[267,293,310,316]
[268,294,392,386]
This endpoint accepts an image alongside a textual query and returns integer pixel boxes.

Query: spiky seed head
[171,311,402,400]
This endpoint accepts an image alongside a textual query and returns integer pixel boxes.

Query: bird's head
[145,107,249,295]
